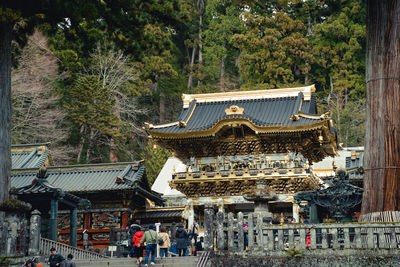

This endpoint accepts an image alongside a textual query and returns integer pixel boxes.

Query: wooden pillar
[70,208,77,247]
[122,211,129,228]
[49,199,58,241]
[84,212,90,230]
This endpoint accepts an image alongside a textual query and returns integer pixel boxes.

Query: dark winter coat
[175,227,189,249]
[48,253,65,267]
[65,259,76,267]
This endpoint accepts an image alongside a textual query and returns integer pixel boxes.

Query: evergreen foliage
[141,141,172,186]
[4,0,368,186]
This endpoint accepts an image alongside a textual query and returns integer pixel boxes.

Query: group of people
[23,248,75,267]
[128,220,203,267]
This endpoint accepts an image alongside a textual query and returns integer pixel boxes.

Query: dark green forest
[8,0,366,184]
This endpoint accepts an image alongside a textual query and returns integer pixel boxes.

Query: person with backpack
[139,224,158,266]
[158,226,170,258]
[175,223,188,256]
[129,220,142,258]
[133,227,145,266]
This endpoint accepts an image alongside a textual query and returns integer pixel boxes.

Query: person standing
[175,223,188,256]
[65,254,76,267]
[191,220,199,247]
[139,224,158,266]
[129,220,142,258]
[47,248,65,267]
[133,227,145,266]
[158,226,170,258]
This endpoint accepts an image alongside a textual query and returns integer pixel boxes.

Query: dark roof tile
[150,92,322,134]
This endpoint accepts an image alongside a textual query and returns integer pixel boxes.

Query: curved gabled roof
[146,88,329,138]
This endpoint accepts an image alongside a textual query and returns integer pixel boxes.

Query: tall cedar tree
[0,1,180,202]
[361,0,400,220]
[231,11,313,88]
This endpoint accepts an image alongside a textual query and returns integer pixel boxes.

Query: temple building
[11,144,163,250]
[146,85,338,224]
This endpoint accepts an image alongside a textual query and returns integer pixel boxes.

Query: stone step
[75,256,198,267]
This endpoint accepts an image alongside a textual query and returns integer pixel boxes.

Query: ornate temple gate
[146,85,338,222]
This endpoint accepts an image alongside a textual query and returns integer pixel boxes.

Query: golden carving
[178,121,187,127]
[225,105,244,115]
[290,114,300,121]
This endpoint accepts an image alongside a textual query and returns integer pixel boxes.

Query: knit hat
[148,224,155,230]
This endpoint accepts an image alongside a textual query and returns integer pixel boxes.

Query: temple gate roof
[146,85,338,162]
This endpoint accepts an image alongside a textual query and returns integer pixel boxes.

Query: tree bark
[187,46,196,90]
[197,0,204,87]
[110,94,121,162]
[76,125,85,163]
[0,21,12,203]
[219,58,225,92]
[159,91,166,122]
[361,0,400,217]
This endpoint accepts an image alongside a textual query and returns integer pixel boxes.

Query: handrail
[40,237,109,260]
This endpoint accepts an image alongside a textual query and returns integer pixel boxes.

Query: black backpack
[158,237,164,246]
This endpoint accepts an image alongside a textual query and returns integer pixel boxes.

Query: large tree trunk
[219,58,225,92]
[110,94,121,162]
[187,46,196,90]
[0,21,12,203]
[197,0,204,87]
[159,91,166,122]
[361,0,400,221]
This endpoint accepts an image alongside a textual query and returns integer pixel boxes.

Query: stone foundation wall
[209,251,400,267]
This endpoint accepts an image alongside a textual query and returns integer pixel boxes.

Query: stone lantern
[243,178,278,219]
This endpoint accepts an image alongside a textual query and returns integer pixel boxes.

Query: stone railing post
[227,212,234,250]
[4,212,20,256]
[248,213,254,250]
[20,218,28,255]
[256,214,263,248]
[216,209,225,250]
[204,202,214,251]
[237,212,244,251]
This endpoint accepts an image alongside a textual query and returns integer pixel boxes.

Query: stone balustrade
[204,207,400,252]
[40,237,108,260]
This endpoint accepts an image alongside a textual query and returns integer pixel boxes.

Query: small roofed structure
[11,161,163,249]
[145,85,337,163]
[12,167,90,247]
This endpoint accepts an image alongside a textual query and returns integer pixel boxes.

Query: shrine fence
[203,208,400,251]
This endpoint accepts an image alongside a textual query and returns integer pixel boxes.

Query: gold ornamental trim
[147,117,329,139]
[145,102,198,129]
[181,85,316,108]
